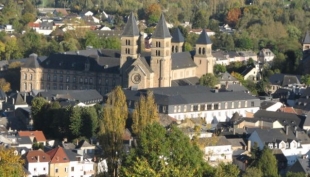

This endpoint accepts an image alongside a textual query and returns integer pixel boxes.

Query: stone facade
[20,13,215,94]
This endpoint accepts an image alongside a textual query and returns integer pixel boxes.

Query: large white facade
[27,162,49,176]
[204,145,233,165]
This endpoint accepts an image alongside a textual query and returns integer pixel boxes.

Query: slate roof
[122,12,139,37]
[196,29,212,45]
[25,150,51,163]
[76,140,94,149]
[171,52,196,69]
[227,138,246,147]
[241,66,255,76]
[218,72,238,82]
[269,74,301,86]
[152,14,171,39]
[46,146,70,163]
[253,110,304,128]
[222,84,249,92]
[304,31,310,44]
[17,137,32,145]
[24,49,121,74]
[37,89,103,104]
[64,149,81,161]
[171,28,184,43]
[23,54,40,68]
[124,85,258,105]
[288,158,310,174]
[260,101,278,110]
[200,136,231,146]
[171,77,199,86]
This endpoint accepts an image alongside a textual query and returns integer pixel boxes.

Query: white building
[124,85,260,124]
[66,150,95,177]
[248,128,310,166]
[24,150,51,177]
[258,48,275,63]
[200,136,233,166]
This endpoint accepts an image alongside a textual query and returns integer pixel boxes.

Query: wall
[28,162,49,176]
[49,163,70,177]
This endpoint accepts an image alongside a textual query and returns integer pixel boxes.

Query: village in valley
[2,0,310,177]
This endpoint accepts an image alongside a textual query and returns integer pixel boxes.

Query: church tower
[303,31,310,51]
[120,12,140,70]
[171,28,184,53]
[150,14,172,87]
[194,29,215,78]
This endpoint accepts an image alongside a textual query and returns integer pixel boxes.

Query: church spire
[122,12,139,37]
[152,14,171,39]
[196,29,212,45]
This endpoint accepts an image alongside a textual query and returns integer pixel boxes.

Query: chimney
[37,156,39,162]
[286,125,289,135]
[24,93,26,102]
[247,140,251,152]
[12,98,15,105]
[296,131,298,138]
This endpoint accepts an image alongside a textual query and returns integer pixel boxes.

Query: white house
[258,48,275,63]
[200,136,233,166]
[24,150,51,177]
[66,150,95,177]
[248,128,310,166]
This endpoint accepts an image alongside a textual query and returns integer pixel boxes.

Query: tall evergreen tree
[99,86,128,177]
[132,90,159,135]
[258,147,278,177]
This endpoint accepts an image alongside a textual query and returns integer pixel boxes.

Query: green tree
[99,86,128,177]
[215,163,240,177]
[236,37,253,50]
[121,123,212,176]
[257,147,278,177]
[301,74,310,86]
[31,97,48,130]
[81,107,99,138]
[84,31,102,48]
[69,106,82,139]
[214,64,227,75]
[145,3,161,24]
[242,167,262,177]
[285,171,305,177]
[132,91,159,135]
[199,73,219,88]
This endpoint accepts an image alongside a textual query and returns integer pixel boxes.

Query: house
[237,51,258,62]
[10,136,33,149]
[269,74,302,94]
[36,89,103,107]
[213,50,229,65]
[75,140,96,157]
[236,110,304,129]
[199,136,233,166]
[24,150,51,177]
[20,13,216,94]
[15,107,32,130]
[46,146,70,177]
[288,156,310,175]
[294,86,310,113]
[258,48,275,63]
[216,72,249,92]
[241,64,261,81]
[248,127,310,165]
[189,28,215,36]
[122,85,260,123]
[260,100,283,112]
[3,92,29,111]
[18,131,47,145]
[0,25,14,33]
[65,149,95,177]
[80,10,94,17]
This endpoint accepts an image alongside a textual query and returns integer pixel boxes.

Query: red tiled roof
[46,147,70,163]
[278,107,297,114]
[18,131,46,142]
[28,22,40,28]
[25,150,51,163]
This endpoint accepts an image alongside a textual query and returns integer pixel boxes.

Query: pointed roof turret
[304,31,310,44]
[152,14,171,39]
[196,29,212,45]
[122,12,139,37]
[171,28,184,43]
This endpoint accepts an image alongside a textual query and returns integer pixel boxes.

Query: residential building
[46,146,70,177]
[258,48,275,63]
[0,25,14,33]
[241,64,261,81]
[269,73,302,94]
[248,127,310,165]
[18,131,47,145]
[288,156,310,175]
[65,149,95,177]
[20,13,215,94]
[260,101,283,112]
[24,150,51,177]
[189,28,215,36]
[36,89,103,107]
[123,85,260,123]
[199,136,233,166]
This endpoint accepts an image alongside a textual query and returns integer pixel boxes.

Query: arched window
[172,46,174,53]
[29,83,32,90]
[24,83,27,90]
[198,48,201,54]
[202,48,206,54]
[128,48,130,54]
[159,42,161,47]
[30,74,32,80]
[24,73,27,80]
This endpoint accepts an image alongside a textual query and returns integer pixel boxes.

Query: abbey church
[20,13,215,94]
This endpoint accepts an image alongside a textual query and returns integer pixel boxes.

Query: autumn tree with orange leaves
[145,3,162,24]
[225,8,241,27]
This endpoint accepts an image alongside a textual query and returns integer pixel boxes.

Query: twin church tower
[119,12,215,89]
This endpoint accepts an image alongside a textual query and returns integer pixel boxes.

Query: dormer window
[268,143,273,149]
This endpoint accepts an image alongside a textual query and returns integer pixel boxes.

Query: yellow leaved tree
[0,146,24,177]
